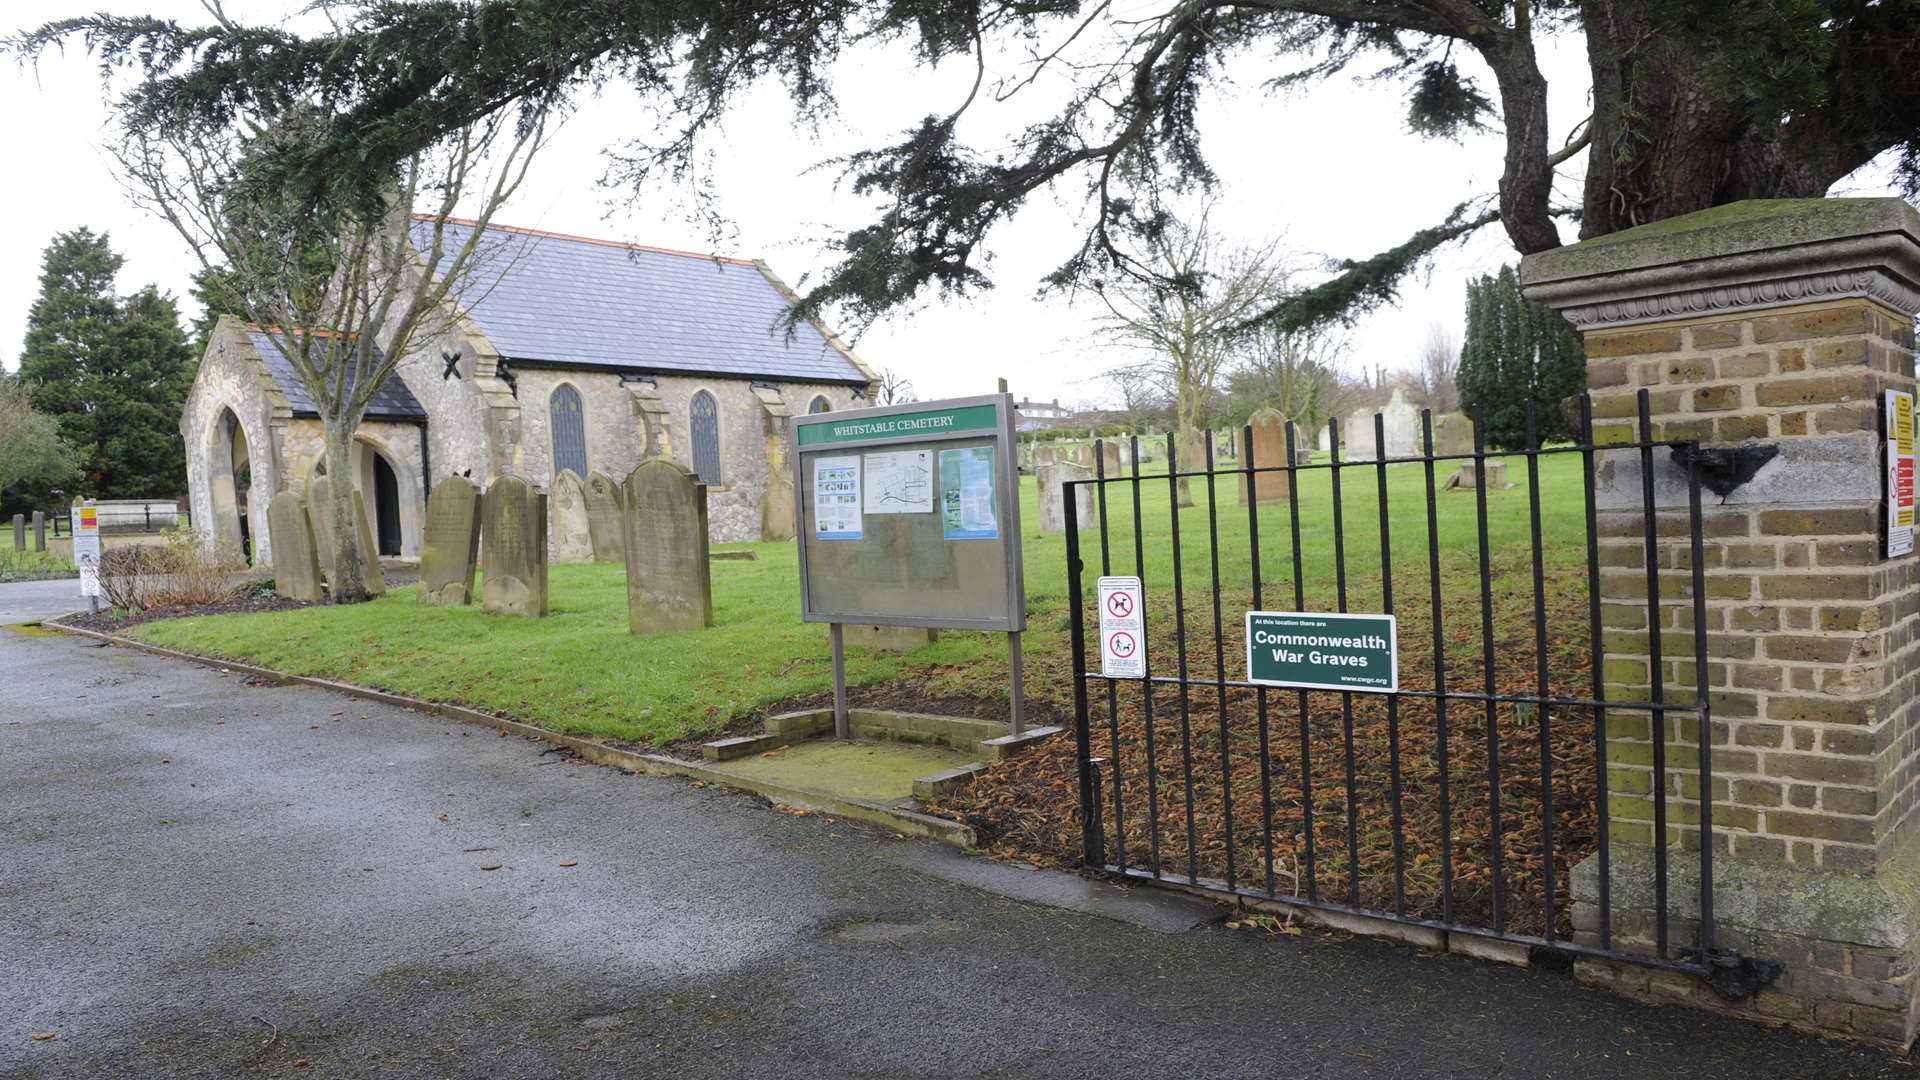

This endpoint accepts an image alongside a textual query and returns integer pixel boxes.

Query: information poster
[939,446,999,540]
[863,449,934,514]
[72,501,101,598]
[1890,390,1915,557]
[1097,575,1146,679]
[812,455,863,540]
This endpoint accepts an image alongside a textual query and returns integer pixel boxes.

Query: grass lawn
[130,452,1596,748]
[0,546,75,581]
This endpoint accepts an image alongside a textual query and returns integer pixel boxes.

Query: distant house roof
[412,217,870,386]
[245,328,426,421]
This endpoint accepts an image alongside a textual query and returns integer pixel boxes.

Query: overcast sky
[2,3,1905,407]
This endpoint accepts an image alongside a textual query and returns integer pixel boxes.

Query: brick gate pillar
[1521,199,1920,1046]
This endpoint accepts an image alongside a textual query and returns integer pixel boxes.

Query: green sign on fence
[1245,611,1398,693]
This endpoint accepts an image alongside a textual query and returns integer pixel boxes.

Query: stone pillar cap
[1520,197,1920,330]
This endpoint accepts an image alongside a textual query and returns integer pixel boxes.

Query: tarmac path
[0,580,1901,1079]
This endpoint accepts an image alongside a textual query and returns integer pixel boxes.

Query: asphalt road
[0,582,1904,1079]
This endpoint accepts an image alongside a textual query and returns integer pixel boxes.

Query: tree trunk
[322,418,371,604]
[1577,1,1837,239]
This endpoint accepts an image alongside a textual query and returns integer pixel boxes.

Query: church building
[181,219,876,566]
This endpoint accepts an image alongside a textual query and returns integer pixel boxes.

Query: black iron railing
[1065,390,1751,979]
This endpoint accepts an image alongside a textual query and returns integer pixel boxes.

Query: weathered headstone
[32,511,45,552]
[1036,462,1095,534]
[1429,411,1476,457]
[266,491,323,602]
[1448,459,1512,490]
[583,471,626,563]
[1345,389,1423,462]
[1097,441,1122,474]
[481,474,549,616]
[307,480,337,582]
[10,514,22,552]
[622,459,712,634]
[418,476,483,606]
[1239,408,1292,504]
[549,469,594,564]
[306,475,386,596]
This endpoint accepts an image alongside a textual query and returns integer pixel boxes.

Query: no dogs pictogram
[1105,591,1134,619]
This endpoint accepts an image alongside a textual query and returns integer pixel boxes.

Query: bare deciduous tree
[115,106,547,602]
[1094,207,1281,503]
[1411,322,1461,413]
[1227,327,1352,443]
[873,368,916,406]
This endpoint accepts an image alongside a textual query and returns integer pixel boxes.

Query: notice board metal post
[792,393,1028,737]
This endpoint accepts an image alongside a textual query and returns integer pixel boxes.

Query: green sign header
[797,402,1000,447]
[1245,611,1398,693]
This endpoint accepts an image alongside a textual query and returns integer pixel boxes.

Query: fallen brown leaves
[936,554,1608,940]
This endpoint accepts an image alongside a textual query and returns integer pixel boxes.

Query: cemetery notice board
[792,394,1026,632]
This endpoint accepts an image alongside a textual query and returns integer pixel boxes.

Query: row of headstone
[408,460,713,630]
[546,468,626,565]
[267,478,386,603]
[8,512,46,552]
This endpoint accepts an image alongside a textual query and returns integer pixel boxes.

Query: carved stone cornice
[1520,198,1920,330]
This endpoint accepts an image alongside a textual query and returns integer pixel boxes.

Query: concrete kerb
[39,616,976,849]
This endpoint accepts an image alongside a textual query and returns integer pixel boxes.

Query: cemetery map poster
[863,449,934,514]
[938,446,999,540]
[813,455,863,540]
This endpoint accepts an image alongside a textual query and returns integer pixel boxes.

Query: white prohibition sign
[1097,575,1146,679]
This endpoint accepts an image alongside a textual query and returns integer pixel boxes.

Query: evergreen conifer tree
[17,229,195,498]
[1457,265,1585,449]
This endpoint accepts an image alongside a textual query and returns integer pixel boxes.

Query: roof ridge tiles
[411,215,759,267]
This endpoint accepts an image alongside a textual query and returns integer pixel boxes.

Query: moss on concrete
[1523,198,1920,285]
[707,738,977,802]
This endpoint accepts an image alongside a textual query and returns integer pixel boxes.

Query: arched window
[690,389,721,485]
[549,383,588,478]
[808,395,833,414]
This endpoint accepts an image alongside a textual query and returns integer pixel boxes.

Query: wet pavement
[0,581,1905,1079]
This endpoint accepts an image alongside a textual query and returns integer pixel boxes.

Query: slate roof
[245,329,426,421]
[412,217,869,385]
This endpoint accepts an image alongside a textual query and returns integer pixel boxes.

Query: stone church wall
[511,367,863,544]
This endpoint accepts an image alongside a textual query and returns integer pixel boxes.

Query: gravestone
[1239,408,1291,504]
[1096,441,1122,474]
[481,474,549,616]
[266,491,323,602]
[583,471,626,563]
[306,475,386,596]
[418,476,483,606]
[32,511,45,552]
[549,469,594,564]
[1448,459,1512,490]
[1036,462,1095,534]
[10,514,21,552]
[1344,389,1423,462]
[622,459,712,634]
[1430,411,1476,456]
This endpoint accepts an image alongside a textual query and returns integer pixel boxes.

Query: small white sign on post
[1097,575,1146,679]
[72,501,102,601]
[1888,389,1915,557]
